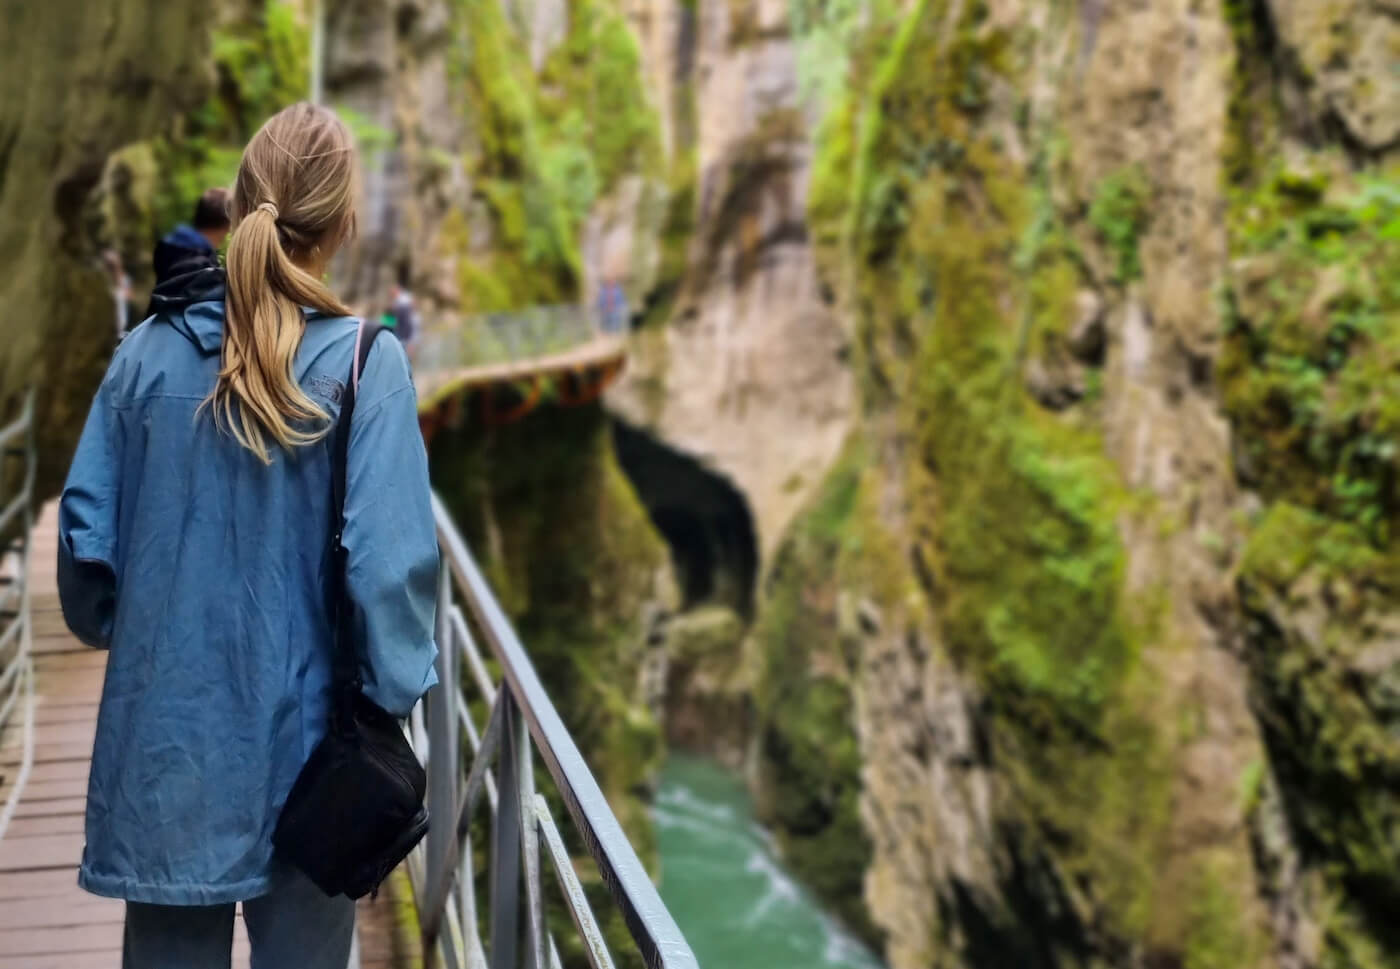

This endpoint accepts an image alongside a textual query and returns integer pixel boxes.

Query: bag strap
[329,320,387,729]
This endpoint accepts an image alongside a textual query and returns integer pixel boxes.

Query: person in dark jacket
[152,187,232,286]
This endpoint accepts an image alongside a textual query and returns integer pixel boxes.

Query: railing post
[490,689,523,969]
[517,702,545,969]
[427,564,458,927]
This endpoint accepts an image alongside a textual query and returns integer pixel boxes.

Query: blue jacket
[58,273,440,904]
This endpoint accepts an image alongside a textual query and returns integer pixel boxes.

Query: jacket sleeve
[343,337,440,716]
[57,381,121,649]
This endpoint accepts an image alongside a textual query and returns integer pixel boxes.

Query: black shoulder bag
[273,322,431,899]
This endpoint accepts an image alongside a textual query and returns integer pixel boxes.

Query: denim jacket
[58,277,439,904]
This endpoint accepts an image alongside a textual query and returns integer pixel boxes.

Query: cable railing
[0,390,37,841]
[414,302,628,379]
[406,493,698,969]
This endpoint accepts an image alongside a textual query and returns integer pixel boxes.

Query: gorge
[1,0,1398,967]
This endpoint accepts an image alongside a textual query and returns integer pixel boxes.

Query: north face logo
[307,374,345,405]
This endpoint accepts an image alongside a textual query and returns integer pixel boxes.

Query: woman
[57,103,439,968]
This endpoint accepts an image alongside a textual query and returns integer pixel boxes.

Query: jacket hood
[147,267,348,356]
[149,267,228,355]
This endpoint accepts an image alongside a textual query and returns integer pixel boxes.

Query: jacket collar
[150,268,340,355]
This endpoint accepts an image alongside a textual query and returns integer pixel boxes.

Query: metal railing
[414,302,629,378]
[404,493,698,969]
[0,391,37,840]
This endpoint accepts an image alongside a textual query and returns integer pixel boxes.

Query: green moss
[151,0,310,237]
[839,0,1134,725]
[1222,0,1281,186]
[1237,503,1400,951]
[1322,899,1400,969]
[1182,855,1266,969]
[1088,165,1152,284]
[539,0,662,191]
[795,0,1208,957]
[1220,167,1400,544]
[445,0,661,312]
[751,440,883,946]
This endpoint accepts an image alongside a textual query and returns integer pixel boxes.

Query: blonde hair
[209,102,359,464]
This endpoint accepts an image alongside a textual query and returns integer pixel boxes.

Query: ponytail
[206,104,358,464]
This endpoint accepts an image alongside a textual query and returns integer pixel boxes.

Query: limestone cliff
[608,0,853,567]
[774,0,1400,966]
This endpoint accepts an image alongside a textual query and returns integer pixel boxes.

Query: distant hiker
[386,283,418,352]
[597,278,628,333]
[152,187,231,286]
[59,103,438,968]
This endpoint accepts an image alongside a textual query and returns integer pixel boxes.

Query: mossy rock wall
[0,0,224,500]
[441,0,663,313]
[752,0,1400,966]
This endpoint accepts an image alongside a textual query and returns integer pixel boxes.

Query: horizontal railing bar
[0,400,32,454]
[0,667,22,732]
[0,633,24,696]
[0,490,29,541]
[432,492,699,969]
[535,794,618,969]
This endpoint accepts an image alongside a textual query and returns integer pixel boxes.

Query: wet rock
[1265,0,1400,151]
[1024,355,1086,410]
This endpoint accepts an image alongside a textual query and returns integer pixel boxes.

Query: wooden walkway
[0,505,408,969]
[416,334,627,409]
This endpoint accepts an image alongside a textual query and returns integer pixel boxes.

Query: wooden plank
[6,775,87,802]
[1,740,93,764]
[34,651,107,673]
[9,758,88,783]
[2,814,83,839]
[0,921,122,956]
[0,867,79,899]
[0,949,121,969]
[0,832,84,872]
[0,893,121,931]
[29,710,98,732]
[7,794,84,820]
[5,720,94,746]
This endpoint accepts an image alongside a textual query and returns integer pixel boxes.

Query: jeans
[121,870,355,969]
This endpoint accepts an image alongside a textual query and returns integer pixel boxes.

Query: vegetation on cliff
[429,401,671,969]
[788,0,1281,964]
[1221,12,1400,956]
[751,442,882,944]
[444,0,662,311]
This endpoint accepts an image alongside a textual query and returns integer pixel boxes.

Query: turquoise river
[653,755,886,969]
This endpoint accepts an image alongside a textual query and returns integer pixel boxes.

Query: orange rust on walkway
[416,334,628,445]
[0,505,408,969]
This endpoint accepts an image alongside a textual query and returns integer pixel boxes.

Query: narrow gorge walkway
[0,505,406,969]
